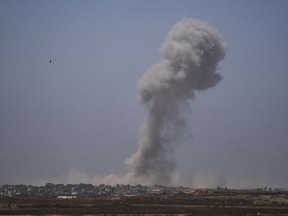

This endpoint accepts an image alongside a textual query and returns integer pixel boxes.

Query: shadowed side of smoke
[125,18,227,185]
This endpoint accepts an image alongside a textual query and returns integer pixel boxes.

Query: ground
[1,191,288,215]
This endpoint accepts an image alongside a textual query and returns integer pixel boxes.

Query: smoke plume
[125,18,227,185]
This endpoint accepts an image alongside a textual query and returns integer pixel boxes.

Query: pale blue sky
[1,0,288,188]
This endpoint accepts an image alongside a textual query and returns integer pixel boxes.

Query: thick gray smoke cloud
[125,18,227,185]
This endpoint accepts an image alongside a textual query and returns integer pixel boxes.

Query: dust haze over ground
[125,18,227,185]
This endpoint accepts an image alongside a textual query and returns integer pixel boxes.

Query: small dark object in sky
[50,60,52,63]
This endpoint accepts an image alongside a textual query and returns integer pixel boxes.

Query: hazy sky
[1,0,288,188]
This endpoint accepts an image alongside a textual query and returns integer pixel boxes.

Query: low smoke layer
[125,18,227,185]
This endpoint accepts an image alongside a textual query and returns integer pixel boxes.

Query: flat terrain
[1,191,288,216]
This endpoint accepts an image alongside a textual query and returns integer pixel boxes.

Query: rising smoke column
[125,18,227,185]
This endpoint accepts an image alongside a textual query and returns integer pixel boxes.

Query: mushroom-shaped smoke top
[126,18,227,185]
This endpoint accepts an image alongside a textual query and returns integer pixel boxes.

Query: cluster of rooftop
[1,183,287,200]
